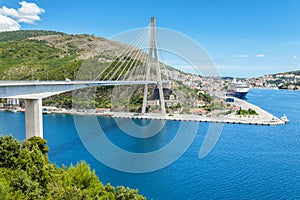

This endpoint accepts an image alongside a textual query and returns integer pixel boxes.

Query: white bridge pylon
[93,17,169,115]
[142,17,166,115]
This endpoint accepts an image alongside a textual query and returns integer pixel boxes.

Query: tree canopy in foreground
[0,135,145,200]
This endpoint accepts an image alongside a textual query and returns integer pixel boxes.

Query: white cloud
[17,1,45,24]
[0,1,44,31]
[0,6,19,18]
[256,54,265,58]
[0,14,20,32]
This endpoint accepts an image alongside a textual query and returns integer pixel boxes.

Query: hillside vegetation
[0,30,63,42]
[0,30,125,81]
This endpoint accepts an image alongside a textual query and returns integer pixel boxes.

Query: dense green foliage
[236,108,258,115]
[0,135,145,199]
[0,39,79,80]
[196,92,213,103]
[24,136,49,155]
[0,30,111,81]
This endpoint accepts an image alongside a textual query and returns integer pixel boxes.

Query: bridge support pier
[25,99,43,139]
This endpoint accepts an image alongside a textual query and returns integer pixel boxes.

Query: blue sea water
[0,89,299,199]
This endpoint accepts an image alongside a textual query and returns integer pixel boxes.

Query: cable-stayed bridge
[0,17,169,139]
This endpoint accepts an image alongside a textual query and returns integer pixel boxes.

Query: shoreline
[251,87,300,91]
[1,96,287,126]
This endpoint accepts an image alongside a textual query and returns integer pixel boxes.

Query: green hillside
[0,30,64,42]
[0,30,123,81]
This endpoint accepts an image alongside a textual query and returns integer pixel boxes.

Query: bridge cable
[118,28,151,81]
[105,27,149,81]
[114,27,150,81]
[157,44,169,83]
[94,23,149,81]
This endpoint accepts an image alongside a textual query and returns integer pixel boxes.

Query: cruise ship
[226,79,250,99]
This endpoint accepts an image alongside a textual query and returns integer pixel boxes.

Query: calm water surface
[0,89,299,199]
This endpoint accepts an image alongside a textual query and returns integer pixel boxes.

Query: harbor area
[112,97,286,126]
[1,97,287,126]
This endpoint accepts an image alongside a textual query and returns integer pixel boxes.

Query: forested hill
[0,30,63,42]
[0,30,126,80]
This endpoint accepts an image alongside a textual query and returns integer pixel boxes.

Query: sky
[0,0,300,77]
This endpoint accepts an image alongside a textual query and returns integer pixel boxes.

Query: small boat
[280,114,289,123]
[8,109,19,113]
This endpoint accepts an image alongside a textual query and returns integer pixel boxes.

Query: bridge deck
[0,80,165,99]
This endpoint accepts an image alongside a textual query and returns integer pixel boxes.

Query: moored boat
[226,79,250,99]
[280,114,289,123]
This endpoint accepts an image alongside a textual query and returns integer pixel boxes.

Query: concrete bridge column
[25,99,43,139]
